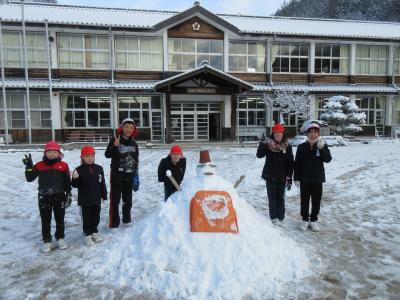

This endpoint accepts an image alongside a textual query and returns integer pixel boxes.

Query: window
[355,45,388,75]
[272,111,296,126]
[237,96,265,126]
[393,97,400,125]
[272,42,309,73]
[118,95,162,128]
[115,36,163,71]
[394,47,400,75]
[0,94,51,129]
[229,41,266,72]
[30,95,51,128]
[355,96,385,125]
[2,31,47,68]
[314,96,330,119]
[315,44,349,74]
[58,34,110,69]
[61,95,111,128]
[168,38,223,71]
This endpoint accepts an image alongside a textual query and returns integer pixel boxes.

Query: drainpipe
[21,0,32,144]
[0,18,10,145]
[44,20,55,141]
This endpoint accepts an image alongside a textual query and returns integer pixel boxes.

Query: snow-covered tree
[263,89,310,124]
[320,95,366,135]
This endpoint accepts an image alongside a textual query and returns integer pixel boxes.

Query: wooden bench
[67,131,110,143]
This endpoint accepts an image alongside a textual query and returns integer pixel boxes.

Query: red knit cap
[44,141,61,152]
[170,145,183,156]
[81,146,95,157]
[272,123,285,133]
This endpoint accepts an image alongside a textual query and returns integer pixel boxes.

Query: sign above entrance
[187,87,217,94]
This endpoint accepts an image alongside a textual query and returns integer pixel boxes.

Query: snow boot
[42,242,53,253]
[92,233,103,243]
[310,221,320,232]
[299,221,309,231]
[57,239,68,250]
[271,218,279,225]
[278,220,284,227]
[85,235,95,246]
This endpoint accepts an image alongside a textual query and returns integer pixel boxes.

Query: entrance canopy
[154,64,254,94]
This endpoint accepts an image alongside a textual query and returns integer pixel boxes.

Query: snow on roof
[1,2,400,40]
[2,78,156,89]
[252,83,398,93]
[0,2,175,28]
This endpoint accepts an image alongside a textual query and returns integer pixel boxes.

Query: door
[209,113,221,141]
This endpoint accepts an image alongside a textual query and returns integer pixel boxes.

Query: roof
[2,78,157,90]
[2,78,398,94]
[1,2,400,40]
[154,64,254,92]
[252,83,399,93]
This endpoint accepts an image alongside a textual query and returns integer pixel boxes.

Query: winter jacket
[294,141,332,183]
[25,156,71,195]
[105,135,139,173]
[71,163,107,206]
[158,155,186,194]
[256,136,294,182]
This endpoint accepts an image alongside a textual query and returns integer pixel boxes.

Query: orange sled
[190,190,239,233]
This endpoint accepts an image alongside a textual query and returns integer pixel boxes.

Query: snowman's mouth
[204,172,214,175]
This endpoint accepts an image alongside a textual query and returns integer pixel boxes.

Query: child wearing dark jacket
[23,141,71,253]
[158,145,186,201]
[72,146,107,245]
[105,118,139,228]
[256,124,294,226]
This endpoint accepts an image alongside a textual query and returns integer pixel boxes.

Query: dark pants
[164,186,175,202]
[81,205,101,236]
[300,182,323,222]
[109,171,133,228]
[38,193,65,243]
[266,179,286,221]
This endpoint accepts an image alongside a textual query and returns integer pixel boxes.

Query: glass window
[314,44,349,74]
[237,96,266,127]
[117,95,162,128]
[2,31,47,68]
[355,45,388,75]
[61,95,110,128]
[57,34,110,69]
[393,97,400,125]
[229,41,266,72]
[355,95,385,125]
[168,38,223,71]
[394,47,400,75]
[272,42,309,73]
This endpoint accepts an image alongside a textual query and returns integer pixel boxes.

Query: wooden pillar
[165,92,172,143]
[230,93,237,142]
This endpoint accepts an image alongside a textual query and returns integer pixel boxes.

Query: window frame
[228,40,266,73]
[355,95,385,125]
[168,38,224,71]
[237,96,266,127]
[314,43,350,74]
[272,42,309,73]
[355,45,388,75]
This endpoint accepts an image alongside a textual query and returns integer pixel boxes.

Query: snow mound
[85,174,310,299]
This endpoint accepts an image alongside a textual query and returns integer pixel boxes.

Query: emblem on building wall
[192,22,201,31]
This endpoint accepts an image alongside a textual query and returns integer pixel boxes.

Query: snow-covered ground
[0,141,399,299]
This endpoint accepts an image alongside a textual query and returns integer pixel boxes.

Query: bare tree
[263,89,311,124]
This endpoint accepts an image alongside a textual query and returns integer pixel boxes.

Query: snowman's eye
[209,164,217,168]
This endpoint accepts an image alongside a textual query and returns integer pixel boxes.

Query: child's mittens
[317,137,325,150]
[132,173,140,192]
[72,169,79,179]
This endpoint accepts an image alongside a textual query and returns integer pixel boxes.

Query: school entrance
[154,64,253,143]
[170,102,222,141]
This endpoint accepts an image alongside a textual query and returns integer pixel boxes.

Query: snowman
[182,150,239,234]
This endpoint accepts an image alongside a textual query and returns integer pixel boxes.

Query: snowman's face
[196,163,217,176]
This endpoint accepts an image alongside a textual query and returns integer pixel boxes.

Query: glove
[62,193,72,209]
[72,169,79,179]
[132,173,140,192]
[22,153,34,169]
[286,177,292,191]
[317,137,325,150]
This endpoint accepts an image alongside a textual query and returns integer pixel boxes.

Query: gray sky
[57,0,286,16]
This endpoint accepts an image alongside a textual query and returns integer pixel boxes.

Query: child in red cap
[22,141,71,253]
[71,146,107,246]
[158,145,186,201]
